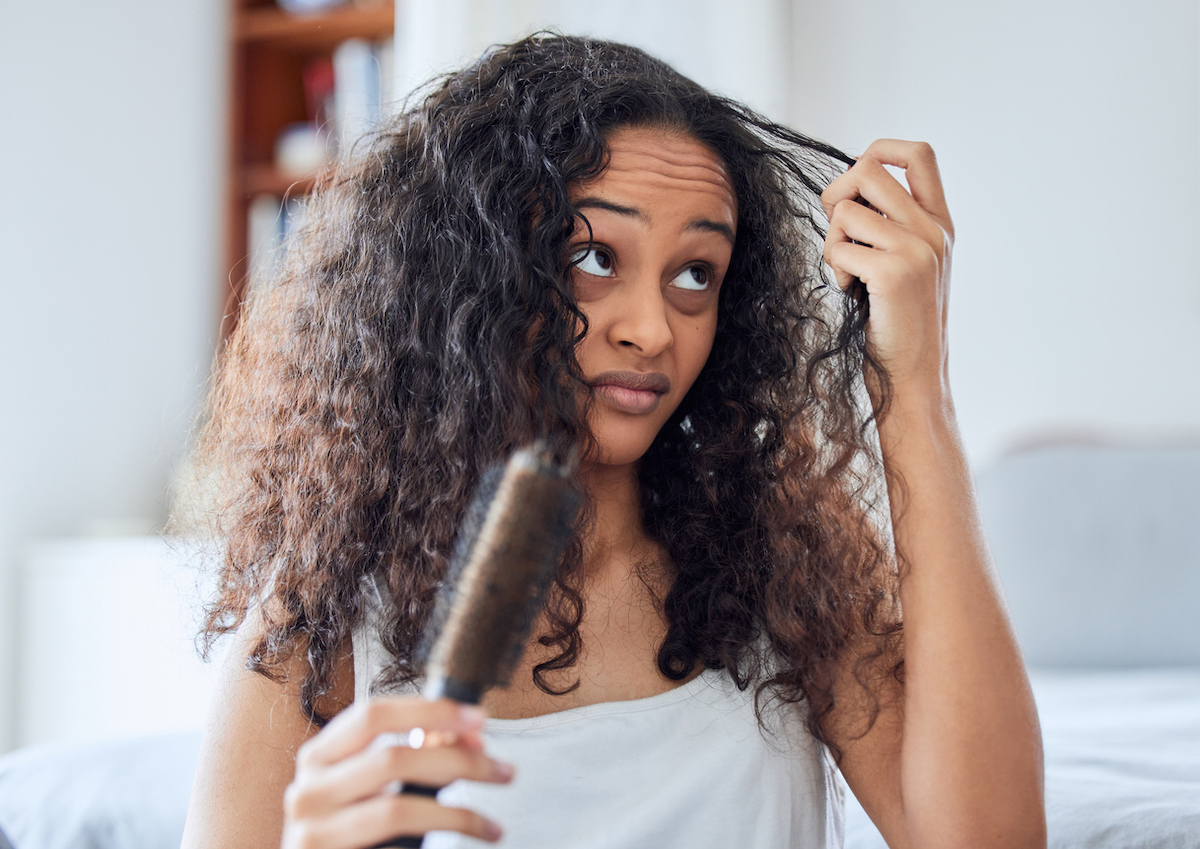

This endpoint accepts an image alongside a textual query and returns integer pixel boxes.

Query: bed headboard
[975,440,1200,668]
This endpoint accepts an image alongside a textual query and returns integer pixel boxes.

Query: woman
[181,34,1045,849]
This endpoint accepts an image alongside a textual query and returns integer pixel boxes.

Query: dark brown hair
[188,33,902,754]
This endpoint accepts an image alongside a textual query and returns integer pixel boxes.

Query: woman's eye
[672,265,711,292]
[570,247,616,277]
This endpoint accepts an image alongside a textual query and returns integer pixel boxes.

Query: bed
[2,439,1198,847]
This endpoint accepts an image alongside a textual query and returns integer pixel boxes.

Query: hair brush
[378,442,581,848]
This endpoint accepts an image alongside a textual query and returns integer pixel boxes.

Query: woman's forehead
[570,127,738,224]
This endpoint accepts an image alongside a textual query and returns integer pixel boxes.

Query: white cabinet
[17,537,226,748]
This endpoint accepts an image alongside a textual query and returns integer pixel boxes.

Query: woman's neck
[478,460,686,719]
[577,461,663,586]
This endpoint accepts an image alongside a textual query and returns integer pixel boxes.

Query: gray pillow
[975,442,1200,667]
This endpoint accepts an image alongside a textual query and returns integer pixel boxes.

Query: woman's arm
[181,611,510,849]
[819,140,1046,849]
[181,611,347,849]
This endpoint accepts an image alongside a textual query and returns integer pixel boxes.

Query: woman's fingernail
[459,705,486,726]
[493,760,515,781]
[484,819,504,841]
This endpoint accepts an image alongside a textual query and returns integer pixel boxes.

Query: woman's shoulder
[213,604,357,735]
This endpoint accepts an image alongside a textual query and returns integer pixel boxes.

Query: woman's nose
[608,279,673,356]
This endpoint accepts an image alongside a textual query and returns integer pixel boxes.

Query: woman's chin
[582,436,656,471]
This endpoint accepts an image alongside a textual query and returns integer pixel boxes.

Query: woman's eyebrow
[574,196,646,222]
[574,196,735,244]
[685,218,735,245]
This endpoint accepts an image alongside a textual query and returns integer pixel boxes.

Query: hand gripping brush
[378,442,581,848]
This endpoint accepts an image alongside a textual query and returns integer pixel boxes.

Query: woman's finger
[285,793,502,849]
[286,741,514,819]
[822,156,924,228]
[827,197,909,254]
[857,138,952,226]
[297,698,485,771]
[319,791,506,844]
[825,197,933,292]
[420,729,487,753]
[823,240,887,291]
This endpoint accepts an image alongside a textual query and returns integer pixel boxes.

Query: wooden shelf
[240,163,319,197]
[222,0,395,338]
[237,4,393,50]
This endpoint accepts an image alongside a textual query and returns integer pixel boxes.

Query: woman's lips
[590,371,671,414]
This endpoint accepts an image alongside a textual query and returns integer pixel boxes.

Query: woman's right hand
[281,698,513,848]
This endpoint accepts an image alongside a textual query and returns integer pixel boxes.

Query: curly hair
[188,33,902,756]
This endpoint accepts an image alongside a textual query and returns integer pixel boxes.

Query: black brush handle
[375,678,482,848]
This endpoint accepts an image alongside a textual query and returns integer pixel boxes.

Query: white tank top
[352,578,846,848]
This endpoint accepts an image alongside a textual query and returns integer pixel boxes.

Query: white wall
[395,0,792,123]
[0,1,224,752]
[789,0,1200,465]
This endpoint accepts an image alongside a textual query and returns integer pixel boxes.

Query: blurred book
[275,36,392,175]
[377,35,394,114]
[247,194,284,292]
[303,55,336,132]
[247,193,312,293]
[277,0,349,13]
[333,38,379,156]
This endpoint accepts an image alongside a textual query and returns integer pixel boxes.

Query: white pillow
[0,732,200,849]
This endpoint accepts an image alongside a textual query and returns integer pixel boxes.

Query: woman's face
[568,126,737,469]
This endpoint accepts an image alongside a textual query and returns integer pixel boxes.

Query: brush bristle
[422,444,580,703]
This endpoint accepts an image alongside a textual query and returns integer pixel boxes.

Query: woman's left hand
[821,139,954,405]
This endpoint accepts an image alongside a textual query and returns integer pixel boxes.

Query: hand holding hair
[821,139,955,403]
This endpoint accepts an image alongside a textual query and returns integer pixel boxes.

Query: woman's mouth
[590,371,671,414]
